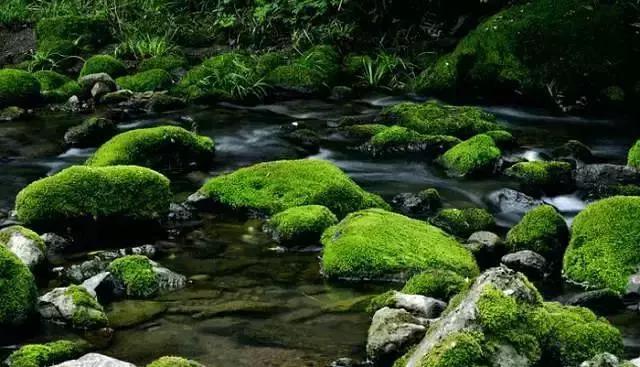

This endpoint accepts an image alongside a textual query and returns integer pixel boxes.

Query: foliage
[346,52,415,91]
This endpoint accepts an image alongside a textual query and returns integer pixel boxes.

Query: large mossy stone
[266,205,338,246]
[0,245,37,328]
[195,159,388,218]
[506,205,568,259]
[0,69,41,107]
[364,126,460,157]
[14,165,171,229]
[86,126,214,173]
[505,160,573,193]
[430,208,495,238]
[33,70,80,103]
[6,340,89,367]
[79,55,126,78]
[437,134,501,177]
[116,69,173,92]
[266,45,340,95]
[563,196,640,293]
[628,139,640,169]
[321,209,479,281]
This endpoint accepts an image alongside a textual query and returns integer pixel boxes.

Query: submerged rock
[106,300,167,328]
[366,307,430,365]
[38,285,109,330]
[391,189,442,218]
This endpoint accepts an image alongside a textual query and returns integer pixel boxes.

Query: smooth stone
[366,307,429,365]
[78,73,116,91]
[485,188,544,221]
[384,291,447,319]
[391,192,441,218]
[465,231,507,267]
[4,231,45,270]
[501,250,547,280]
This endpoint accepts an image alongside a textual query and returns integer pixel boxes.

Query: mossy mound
[6,340,89,367]
[321,209,479,281]
[343,124,389,139]
[506,205,568,259]
[146,356,203,367]
[86,126,214,173]
[628,139,640,169]
[0,69,41,107]
[139,55,188,73]
[116,69,173,92]
[401,269,468,301]
[33,70,80,103]
[430,208,495,238]
[64,117,118,148]
[79,55,126,78]
[485,130,515,148]
[65,285,109,329]
[197,159,388,218]
[266,45,340,94]
[266,205,338,246]
[563,196,640,293]
[108,255,159,298]
[378,102,499,139]
[36,16,110,52]
[14,165,171,229]
[418,331,485,367]
[366,126,460,156]
[0,245,37,328]
[0,225,45,252]
[33,70,68,90]
[505,160,573,192]
[437,134,501,177]
[255,52,288,76]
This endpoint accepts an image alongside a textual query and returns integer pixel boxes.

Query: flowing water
[2,96,640,366]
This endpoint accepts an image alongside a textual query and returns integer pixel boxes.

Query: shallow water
[1,97,640,365]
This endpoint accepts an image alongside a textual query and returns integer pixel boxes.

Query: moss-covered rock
[343,124,389,140]
[14,165,171,229]
[6,340,89,367]
[64,117,118,148]
[0,69,41,107]
[108,255,159,298]
[33,70,81,103]
[266,205,338,246]
[437,134,501,177]
[627,139,640,169]
[430,208,495,238]
[139,55,188,73]
[505,160,573,192]
[36,16,110,52]
[0,225,45,252]
[0,225,46,270]
[65,285,109,329]
[254,51,288,76]
[506,205,568,259]
[364,126,460,157]
[418,331,485,367]
[321,209,479,281]
[401,269,468,301]
[86,126,214,173]
[563,196,640,293]
[484,130,515,148]
[378,102,499,139]
[195,159,388,218]
[79,55,126,78]
[116,69,173,92]
[266,45,340,95]
[146,356,204,367]
[0,245,37,328]
[32,70,68,90]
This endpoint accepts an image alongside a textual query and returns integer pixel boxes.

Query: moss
[401,269,467,301]
[33,70,69,91]
[116,69,173,92]
[367,290,395,313]
[15,165,171,228]
[628,139,640,169]
[79,55,127,78]
[139,55,188,73]
[437,134,501,177]
[0,225,45,252]
[254,52,288,75]
[0,69,41,107]
[43,81,81,103]
[36,16,110,51]
[563,196,640,293]
[506,205,568,259]
[430,208,495,238]
[266,205,338,246]
[367,126,460,155]
[86,126,214,173]
[266,45,340,94]
[505,161,573,190]
[147,356,203,367]
[64,117,118,148]
[108,255,158,298]
[65,285,108,329]
[378,102,499,139]
[198,159,388,218]
[321,209,479,280]
[0,245,37,327]
[7,340,89,367]
[419,331,486,367]
[343,124,389,139]
[485,130,514,148]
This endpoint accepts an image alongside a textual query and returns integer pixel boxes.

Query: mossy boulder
[36,16,110,51]
[321,209,479,281]
[14,165,171,229]
[484,130,515,148]
[378,102,499,139]
[139,55,188,73]
[0,225,46,270]
[34,70,80,103]
[33,70,68,90]
[506,205,568,260]
[0,245,37,328]
[266,45,340,95]
[194,159,388,218]
[364,126,460,157]
[265,205,338,246]
[343,124,389,140]
[146,356,204,367]
[79,55,126,78]
[64,117,118,148]
[430,208,495,238]
[86,126,214,173]
[563,196,640,293]
[401,269,468,301]
[0,69,41,107]
[627,139,640,169]
[437,134,501,177]
[39,285,109,330]
[505,160,573,193]
[6,340,89,367]
[108,255,159,298]
[116,69,173,92]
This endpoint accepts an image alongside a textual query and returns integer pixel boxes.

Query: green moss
[563,196,640,293]
[267,205,338,245]
[367,290,395,313]
[33,70,69,91]
[254,52,288,76]
[506,205,568,259]
[15,165,171,228]
[419,331,486,367]
[379,102,499,139]
[505,161,573,189]
[266,45,340,94]
[430,208,495,238]
[43,81,81,103]
[628,139,640,169]
[401,269,468,301]
[108,255,158,298]
[116,69,173,92]
[0,69,41,107]
[485,130,515,147]
[438,134,501,177]
[0,225,45,252]
[0,245,37,327]
[321,209,479,280]
[79,55,127,78]
[343,124,389,139]
[198,159,388,218]
[86,126,214,173]
[36,16,110,51]
[65,285,108,329]
[139,55,188,73]
[368,126,460,155]
[7,340,89,367]
[146,356,203,367]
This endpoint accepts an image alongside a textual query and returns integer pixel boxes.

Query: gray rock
[485,188,544,222]
[501,250,547,279]
[558,289,623,314]
[553,140,593,162]
[78,73,116,91]
[580,353,623,367]
[383,291,447,319]
[4,231,45,270]
[576,164,640,196]
[391,190,442,218]
[63,245,157,283]
[91,82,114,99]
[100,89,134,104]
[51,353,135,367]
[366,307,429,365]
[465,231,507,267]
[38,285,108,330]
[630,357,640,367]
[148,93,186,112]
[153,260,187,293]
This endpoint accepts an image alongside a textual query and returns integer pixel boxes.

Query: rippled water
[1,97,640,365]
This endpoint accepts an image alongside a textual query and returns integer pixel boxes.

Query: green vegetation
[116,69,173,92]
[506,205,568,259]
[266,45,340,94]
[14,165,171,228]
[367,126,460,155]
[108,255,159,298]
[147,356,203,367]
[438,135,501,177]
[430,208,495,238]
[505,161,573,189]
[321,208,479,280]
[80,55,127,78]
[345,52,414,91]
[401,269,468,301]
[65,285,108,329]
[0,245,37,327]
[86,126,214,173]
[419,331,485,367]
[0,225,45,252]
[198,159,388,218]
[33,70,80,102]
[266,205,338,246]
[563,196,640,293]
[6,340,89,367]
[139,55,188,73]
[343,124,389,139]
[0,69,41,108]
[628,139,640,169]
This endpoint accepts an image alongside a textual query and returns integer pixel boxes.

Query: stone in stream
[429,207,495,238]
[6,340,90,367]
[360,126,460,157]
[106,255,186,299]
[401,269,468,302]
[51,353,135,367]
[38,284,109,330]
[505,204,569,261]
[575,164,640,197]
[505,160,575,195]
[0,225,46,271]
[485,188,544,220]
[501,250,548,280]
[366,307,431,365]
[391,188,442,218]
[553,140,594,162]
[437,134,501,177]
[63,117,118,148]
[368,291,447,319]
[63,244,157,283]
[264,205,338,247]
[464,231,507,268]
